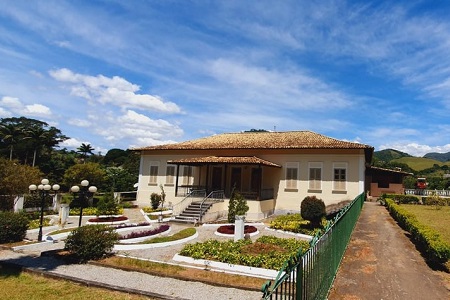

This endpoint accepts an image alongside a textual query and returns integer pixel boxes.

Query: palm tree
[0,123,23,160]
[77,143,95,163]
[23,127,49,167]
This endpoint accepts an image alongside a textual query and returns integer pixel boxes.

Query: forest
[0,116,139,206]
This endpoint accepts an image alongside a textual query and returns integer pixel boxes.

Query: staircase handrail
[172,189,206,216]
[199,190,224,222]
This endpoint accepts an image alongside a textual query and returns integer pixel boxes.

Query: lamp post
[29,179,60,242]
[71,180,97,227]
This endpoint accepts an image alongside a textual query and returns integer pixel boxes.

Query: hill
[391,157,450,171]
[423,152,450,162]
[374,149,412,162]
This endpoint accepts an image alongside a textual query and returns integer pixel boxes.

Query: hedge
[385,194,420,204]
[385,198,450,265]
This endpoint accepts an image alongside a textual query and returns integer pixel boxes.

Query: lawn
[0,264,152,300]
[400,205,450,244]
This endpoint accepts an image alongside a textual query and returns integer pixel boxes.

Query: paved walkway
[329,201,450,300]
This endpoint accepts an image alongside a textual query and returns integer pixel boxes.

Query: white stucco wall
[135,150,367,218]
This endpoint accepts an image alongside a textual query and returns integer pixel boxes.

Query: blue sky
[1,1,450,156]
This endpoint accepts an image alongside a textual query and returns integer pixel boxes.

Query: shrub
[64,225,119,262]
[24,193,53,209]
[300,196,326,228]
[385,198,450,265]
[0,211,29,243]
[269,213,323,236]
[150,193,161,210]
[386,194,420,205]
[424,192,447,209]
[228,190,249,223]
[96,190,120,216]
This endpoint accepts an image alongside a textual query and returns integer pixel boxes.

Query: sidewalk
[328,201,450,299]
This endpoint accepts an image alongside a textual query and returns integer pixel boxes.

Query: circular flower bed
[88,216,128,223]
[120,224,170,240]
[216,224,258,235]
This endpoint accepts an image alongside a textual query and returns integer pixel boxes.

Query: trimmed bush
[64,225,119,262]
[301,196,326,228]
[385,194,420,205]
[0,211,29,243]
[385,199,450,265]
[150,193,161,210]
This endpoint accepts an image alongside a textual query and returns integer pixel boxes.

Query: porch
[167,155,281,201]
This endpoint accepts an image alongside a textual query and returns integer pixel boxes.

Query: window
[182,166,193,185]
[285,162,299,190]
[309,162,322,190]
[333,163,347,191]
[149,163,159,185]
[166,165,175,185]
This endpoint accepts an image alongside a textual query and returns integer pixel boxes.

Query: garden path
[328,201,450,299]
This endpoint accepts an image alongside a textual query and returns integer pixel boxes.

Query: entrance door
[211,167,223,190]
[231,167,242,191]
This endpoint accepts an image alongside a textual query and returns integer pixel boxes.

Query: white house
[132,131,374,221]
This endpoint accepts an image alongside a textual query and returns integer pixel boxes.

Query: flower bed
[120,224,170,240]
[217,224,258,235]
[88,216,128,223]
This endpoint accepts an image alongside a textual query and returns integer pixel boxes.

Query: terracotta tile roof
[133,131,373,151]
[167,156,282,167]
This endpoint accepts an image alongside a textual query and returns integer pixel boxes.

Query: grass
[399,205,450,244]
[0,264,153,300]
[392,157,450,171]
[98,256,266,290]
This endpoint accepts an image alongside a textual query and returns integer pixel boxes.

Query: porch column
[224,164,228,193]
[175,165,180,197]
[206,164,210,194]
[258,165,262,200]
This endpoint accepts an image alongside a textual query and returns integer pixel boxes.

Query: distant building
[132,131,374,220]
[366,166,413,197]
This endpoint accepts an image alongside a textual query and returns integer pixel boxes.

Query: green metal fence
[261,192,365,299]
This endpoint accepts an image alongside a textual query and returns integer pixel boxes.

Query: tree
[63,162,106,190]
[0,123,23,160]
[23,126,48,167]
[0,117,68,166]
[0,158,42,210]
[227,189,249,223]
[77,143,95,163]
[96,190,120,216]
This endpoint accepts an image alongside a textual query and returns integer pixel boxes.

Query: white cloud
[58,137,107,155]
[0,96,52,118]
[23,104,51,116]
[379,143,450,157]
[207,58,351,110]
[49,68,182,113]
[59,137,84,148]
[67,118,92,127]
[87,110,183,148]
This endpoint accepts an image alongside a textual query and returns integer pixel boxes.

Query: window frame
[165,164,176,186]
[333,162,347,192]
[148,162,159,186]
[285,162,299,191]
[308,162,322,191]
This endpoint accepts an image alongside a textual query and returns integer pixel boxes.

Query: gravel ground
[0,249,261,299]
